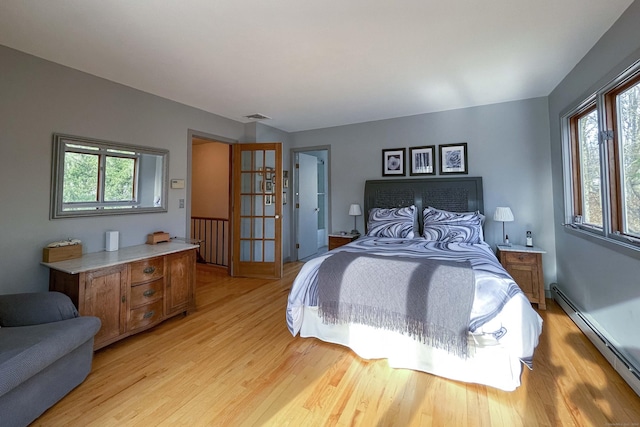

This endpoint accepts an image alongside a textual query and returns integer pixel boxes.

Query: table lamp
[349,203,362,235]
[493,207,514,246]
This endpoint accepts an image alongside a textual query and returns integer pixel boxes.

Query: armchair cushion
[0,292,78,327]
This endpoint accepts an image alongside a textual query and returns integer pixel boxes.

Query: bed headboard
[363,177,484,233]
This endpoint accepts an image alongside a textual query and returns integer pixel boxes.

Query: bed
[286,177,542,391]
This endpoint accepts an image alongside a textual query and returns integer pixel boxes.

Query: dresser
[43,242,198,350]
[496,244,546,310]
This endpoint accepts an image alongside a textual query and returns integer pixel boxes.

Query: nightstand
[496,244,546,310]
[328,233,359,250]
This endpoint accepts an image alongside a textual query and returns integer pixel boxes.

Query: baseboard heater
[552,285,640,397]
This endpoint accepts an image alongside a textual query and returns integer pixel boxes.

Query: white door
[297,153,318,259]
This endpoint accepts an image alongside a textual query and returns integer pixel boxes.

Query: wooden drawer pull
[143,310,155,319]
[143,266,156,274]
[143,289,156,297]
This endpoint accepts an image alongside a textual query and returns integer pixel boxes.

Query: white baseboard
[552,285,640,397]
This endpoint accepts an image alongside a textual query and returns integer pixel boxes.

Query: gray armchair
[0,292,101,427]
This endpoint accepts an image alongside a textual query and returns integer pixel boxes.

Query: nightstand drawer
[504,251,537,265]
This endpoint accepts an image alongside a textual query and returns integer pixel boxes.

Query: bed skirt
[300,306,524,391]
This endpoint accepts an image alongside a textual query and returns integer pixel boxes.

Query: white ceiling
[0,1,634,132]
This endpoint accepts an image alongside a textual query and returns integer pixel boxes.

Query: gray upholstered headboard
[363,177,484,233]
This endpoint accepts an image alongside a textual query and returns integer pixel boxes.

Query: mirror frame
[50,133,169,219]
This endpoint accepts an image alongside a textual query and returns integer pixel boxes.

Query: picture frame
[439,142,468,175]
[409,145,436,176]
[264,180,273,193]
[264,194,272,205]
[382,148,406,176]
[283,191,287,205]
[283,170,289,188]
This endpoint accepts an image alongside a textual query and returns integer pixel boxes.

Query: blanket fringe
[319,302,472,359]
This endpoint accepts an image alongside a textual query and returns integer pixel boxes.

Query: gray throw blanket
[318,252,475,358]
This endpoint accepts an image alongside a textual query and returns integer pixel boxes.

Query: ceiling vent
[244,113,271,121]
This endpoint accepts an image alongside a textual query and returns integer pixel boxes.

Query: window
[51,134,168,219]
[570,104,602,228]
[62,143,137,210]
[565,62,640,245]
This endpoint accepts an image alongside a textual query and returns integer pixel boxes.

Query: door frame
[291,145,331,261]
[187,129,236,275]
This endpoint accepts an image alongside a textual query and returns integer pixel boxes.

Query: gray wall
[290,98,556,287]
[548,0,640,367]
[0,45,246,293]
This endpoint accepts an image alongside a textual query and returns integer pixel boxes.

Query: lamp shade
[349,203,362,216]
[493,207,514,222]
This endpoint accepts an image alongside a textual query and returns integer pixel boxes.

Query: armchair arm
[0,292,78,327]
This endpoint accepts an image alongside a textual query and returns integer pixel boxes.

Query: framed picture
[439,143,468,175]
[409,145,436,176]
[382,148,406,176]
[264,194,272,205]
[283,191,287,205]
[264,181,273,193]
[283,170,289,188]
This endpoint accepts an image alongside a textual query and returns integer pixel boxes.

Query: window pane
[578,110,603,227]
[104,156,135,201]
[63,152,99,203]
[617,82,640,236]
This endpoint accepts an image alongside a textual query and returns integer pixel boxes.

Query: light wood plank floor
[35,263,640,426]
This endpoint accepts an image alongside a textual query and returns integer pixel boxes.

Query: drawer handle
[143,310,155,319]
[143,289,156,297]
[143,266,156,274]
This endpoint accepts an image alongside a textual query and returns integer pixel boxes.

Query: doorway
[293,147,330,261]
[189,133,233,273]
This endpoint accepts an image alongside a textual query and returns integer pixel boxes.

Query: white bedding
[286,236,543,390]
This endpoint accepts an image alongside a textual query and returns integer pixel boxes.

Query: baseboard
[552,284,640,397]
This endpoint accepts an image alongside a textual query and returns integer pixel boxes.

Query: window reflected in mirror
[51,134,169,218]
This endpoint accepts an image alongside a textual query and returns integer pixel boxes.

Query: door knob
[275,215,280,219]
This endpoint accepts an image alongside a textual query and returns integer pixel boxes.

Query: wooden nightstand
[496,244,546,310]
[328,233,359,250]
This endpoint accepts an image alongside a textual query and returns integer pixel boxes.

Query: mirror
[50,133,169,219]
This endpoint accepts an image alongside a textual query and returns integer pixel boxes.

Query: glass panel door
[232,143,282,278]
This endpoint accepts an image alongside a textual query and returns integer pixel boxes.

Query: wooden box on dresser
[44,242,198,350]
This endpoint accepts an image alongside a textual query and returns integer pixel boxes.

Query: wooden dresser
[43,242,198,350]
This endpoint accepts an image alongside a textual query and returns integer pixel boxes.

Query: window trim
[51,133,169,219]
[562,57,640,252]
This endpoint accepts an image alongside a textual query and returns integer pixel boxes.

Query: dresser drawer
[130,257,164,284]
[129,300,163,331]
[503,251,537,265]
[130,278,164,308]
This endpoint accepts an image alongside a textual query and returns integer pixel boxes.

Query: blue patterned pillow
[422,207,483,243]
[366,205,416,238]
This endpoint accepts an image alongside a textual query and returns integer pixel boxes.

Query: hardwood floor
[35,263,640,426]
